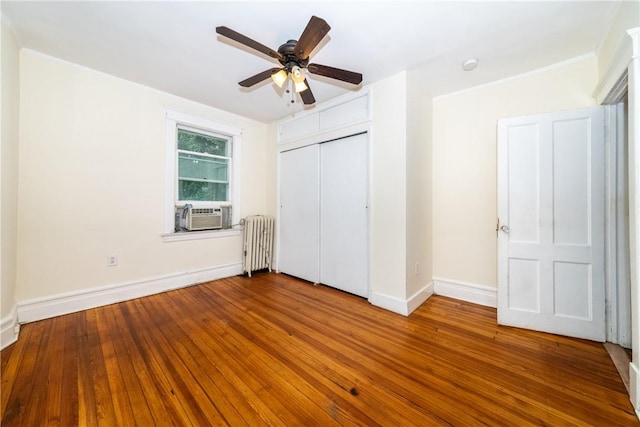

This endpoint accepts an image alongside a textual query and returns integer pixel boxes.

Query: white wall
[406,68,433,298]
[1,16,21,346]
[432,55,599,289]
[369,72,408,301]
[265,121,278,219]
[15,50,270,308]
[597,1,639,90]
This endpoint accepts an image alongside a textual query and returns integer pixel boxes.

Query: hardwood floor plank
[185,283,393,426]
[83,309,118,426]
[1,319,29,417]
[202,279,472,425]
[76,311,99,427]
[113,302,182,426]
[1,272,637,426]
[5,320,51,426]
[402,304,629,423]
[204,277,545,425]
[62,313,82,426]
[414,304,631,407]
[43,315,67,425]
[167,286,344,426]
[126,299,198,427]
[125,297,243,426]
[95,306,138,426]
[230,276,636,426]
[125,298,224,426]
[1,320,33,419]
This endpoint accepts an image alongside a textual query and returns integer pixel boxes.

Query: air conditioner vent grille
[193,208,220,215]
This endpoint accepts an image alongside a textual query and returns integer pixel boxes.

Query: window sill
[162,227,241,243]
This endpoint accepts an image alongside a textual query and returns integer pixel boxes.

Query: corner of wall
[405,70,434,299]
[1,305,20,350]
[369,281,433,316]
[1,10,21,351]
[369,72,409,301]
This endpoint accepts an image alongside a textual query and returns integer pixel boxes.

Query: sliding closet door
[279,145,320,283]
[320,133,368,297]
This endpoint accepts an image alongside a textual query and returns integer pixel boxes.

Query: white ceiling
[2,1,621,123]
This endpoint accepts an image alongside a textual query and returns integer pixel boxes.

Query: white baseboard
[433,277,497,308]
[17,262,243,324]
[631,362,640,420]
[369,282,433,316]
[1,305,20,350]
[408,282,434,313]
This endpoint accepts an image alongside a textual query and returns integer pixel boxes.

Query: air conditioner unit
[179,206,222,231]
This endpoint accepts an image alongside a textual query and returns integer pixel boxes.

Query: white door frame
[594,27,640,415]
[626,28,640,415]
[604,101,632,348]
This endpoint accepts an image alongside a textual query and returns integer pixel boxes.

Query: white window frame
[164,109,241,236]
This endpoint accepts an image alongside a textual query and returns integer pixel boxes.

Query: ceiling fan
[216,16,363,105]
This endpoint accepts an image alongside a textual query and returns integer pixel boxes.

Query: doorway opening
[604,91,632,392]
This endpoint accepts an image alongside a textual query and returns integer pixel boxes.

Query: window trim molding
[162,228,241,243]
[164,109,242,235]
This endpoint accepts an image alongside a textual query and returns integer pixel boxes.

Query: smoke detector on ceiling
[462,58,479,71]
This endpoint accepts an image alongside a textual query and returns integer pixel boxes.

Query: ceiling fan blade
[216,26,283,61]
[299,80,316,105]
[307,63,363,85]
[239,68,282,87]
[294,16,331,60]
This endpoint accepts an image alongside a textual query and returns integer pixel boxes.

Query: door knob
[500,225,510,233]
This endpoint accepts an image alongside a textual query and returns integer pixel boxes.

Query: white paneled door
[279,144,320,283]
[320,133,369,298]
[497,106,605,341]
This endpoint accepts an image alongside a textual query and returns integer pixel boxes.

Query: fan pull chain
[286,79,295,105]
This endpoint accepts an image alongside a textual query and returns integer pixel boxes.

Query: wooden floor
[1,273,638,426]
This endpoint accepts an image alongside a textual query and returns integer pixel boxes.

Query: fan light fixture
[294,81,308,93]
[270,66,308,92]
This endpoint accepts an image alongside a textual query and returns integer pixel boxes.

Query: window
[164,109,241,237]
[177,127,231,203]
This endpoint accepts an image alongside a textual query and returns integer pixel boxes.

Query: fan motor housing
[278,39,309,68]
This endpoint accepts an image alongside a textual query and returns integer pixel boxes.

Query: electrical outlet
[107,255,118,267]
[414,262,419,276]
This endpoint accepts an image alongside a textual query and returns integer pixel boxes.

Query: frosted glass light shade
[294,80,308,93]
[291,66,305,83]
[271,69,288,87]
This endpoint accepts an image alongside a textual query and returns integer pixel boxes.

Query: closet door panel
[320,133,368,297]
[279,145,320,283]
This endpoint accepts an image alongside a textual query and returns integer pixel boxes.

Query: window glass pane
[179,181,228,202]
[178,153,228,181]
[178,128,228,156]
